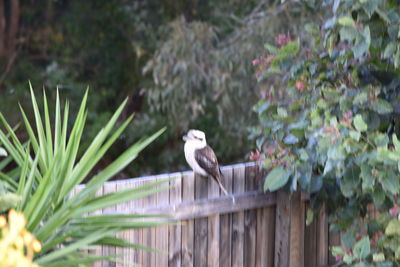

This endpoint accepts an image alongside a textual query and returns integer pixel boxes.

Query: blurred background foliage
[0,0,306,177]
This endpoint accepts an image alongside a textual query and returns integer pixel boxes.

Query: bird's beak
[182,135,188,142]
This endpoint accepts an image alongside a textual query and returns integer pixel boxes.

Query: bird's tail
[216,179,235,204]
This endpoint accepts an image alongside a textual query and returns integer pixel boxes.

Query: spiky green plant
[0,85,167,266]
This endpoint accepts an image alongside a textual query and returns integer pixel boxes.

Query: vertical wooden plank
[304,202,317,267]
[169,173,182,267]
[317,203,328,266]
[156,175,169,267]
[181,172,195,267]
[133,179,143,266]
[289,191,304,267]
[116,179,143,267]
[102,183,117,267]
[231,164,245,267]
[219,167,233,267]
[257,206,275,267]
[274,191,290,267]
[244,165,257,267]
[93,186,104,267]
[116,181,129,267]
[328,232,341,265]
[207,171,220,267]
[194,173,208,267]
[142,178,157,267]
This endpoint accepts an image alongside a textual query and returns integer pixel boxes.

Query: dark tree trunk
[0,0,20,85]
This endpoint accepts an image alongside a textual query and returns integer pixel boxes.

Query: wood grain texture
[231,164,245,267]
[328,231,341,265]
[304,202,317,267]
[256,206,275,267]
[317,203,328,266]
[72,163,345,267]
[194,173,208,267]
[102,182,117,267]
[220,168,233,267]
[169,173,182,267]
[207,173,220,267]
[244,165,257,267]
[142,178,156,267]
[130,190,276,220]
[289,191,304,267]
[274,190,290,267]
[156,175,169,267]
[93,186,104,267]
[181,172,195,267]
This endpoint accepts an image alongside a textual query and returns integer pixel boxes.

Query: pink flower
[252,58,261,66]
[295,81,306,92]
[335,255,344,261]
[275,34,291,47]
[249,149,261,161]
[389,205,400,216]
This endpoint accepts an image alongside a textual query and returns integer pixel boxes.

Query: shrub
[0,86,167,265]
[251,0,400,264]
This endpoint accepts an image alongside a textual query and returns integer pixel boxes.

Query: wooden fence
[75,163,341,267]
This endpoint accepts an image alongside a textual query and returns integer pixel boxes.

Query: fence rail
[74,163,340,267]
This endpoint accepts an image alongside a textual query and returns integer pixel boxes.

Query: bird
[182,129,232,200]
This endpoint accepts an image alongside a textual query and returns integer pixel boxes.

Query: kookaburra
[183,129,229,196]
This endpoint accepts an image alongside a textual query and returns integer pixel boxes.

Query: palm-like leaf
[0,84,167,266]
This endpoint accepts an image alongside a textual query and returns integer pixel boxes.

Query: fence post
[289,191,304,267]
[274,190,290,267]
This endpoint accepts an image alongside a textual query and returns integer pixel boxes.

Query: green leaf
[338,17,356,27]
[385,219,400,236]
[349,131,361,141]
[352,26,371,58]
[380,171,399,195]
[393,134,400,152]
[264,166,291,192]
[0,193,21,212]
[353,236,370,260]
[342,230,356,249]
[371,99,393,114]
[306,208,314,226]
[264,43,279,54]
[340,26,357,42]
[374,134,389,147]
[372,253,385,262]
[331,246,345,256]
[354,114,367,132]
[361,164,374,191]
[340,165,360,197]
[383,43,396,59]
[361,0,379,17]
[353,92,368,105]
[373,186,385,206]
[305,23,319,35]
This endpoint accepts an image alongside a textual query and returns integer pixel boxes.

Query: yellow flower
[0,209,42,267]
[31,240,42,253]
[0,216,6,228]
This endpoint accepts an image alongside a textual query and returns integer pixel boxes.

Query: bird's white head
[182,129,207,148]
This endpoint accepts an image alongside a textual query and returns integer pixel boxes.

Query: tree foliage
[252,0,400,264]
[0,0,286,176]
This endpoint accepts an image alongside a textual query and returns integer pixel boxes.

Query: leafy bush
[252,0,400,264]
[0,86,166,265]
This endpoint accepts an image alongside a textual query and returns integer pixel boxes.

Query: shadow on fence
[73,163,340,267]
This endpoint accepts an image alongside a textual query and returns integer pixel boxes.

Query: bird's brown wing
[195,145,222,182]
